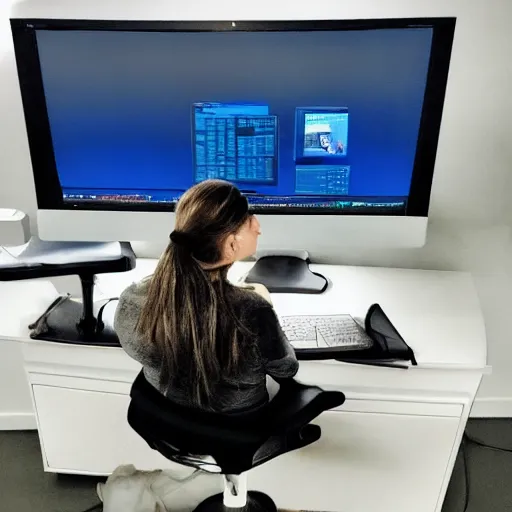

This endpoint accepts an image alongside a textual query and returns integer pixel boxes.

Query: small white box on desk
[0,209,30,246]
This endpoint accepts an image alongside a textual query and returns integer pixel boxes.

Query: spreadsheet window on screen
[193,103,277,185]
[33,26,435,213]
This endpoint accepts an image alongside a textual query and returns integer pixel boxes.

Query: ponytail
[136,179,253,407]
[136,241,246,407]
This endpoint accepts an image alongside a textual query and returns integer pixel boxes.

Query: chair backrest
[128,370,345,475]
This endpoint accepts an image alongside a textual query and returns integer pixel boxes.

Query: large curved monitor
[11,18,455,247]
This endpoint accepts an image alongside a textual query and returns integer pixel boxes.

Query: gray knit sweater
[114,280,299,413]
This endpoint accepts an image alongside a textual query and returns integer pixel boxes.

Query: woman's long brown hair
[136,180,252,407]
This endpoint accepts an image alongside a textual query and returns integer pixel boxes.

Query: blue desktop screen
[35,27,433,210]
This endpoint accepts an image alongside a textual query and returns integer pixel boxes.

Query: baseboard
[0,412,37,430]
[471,398,512,418]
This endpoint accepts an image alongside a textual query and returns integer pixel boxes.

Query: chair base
[194,491,277,512]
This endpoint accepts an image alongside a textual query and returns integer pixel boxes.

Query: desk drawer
[33,384,170,474]
[342,398,463,417]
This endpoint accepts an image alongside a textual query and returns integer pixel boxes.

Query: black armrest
[251,381,344,469]
[0,241,136,341]
[266,380,345,433]
[0,242,135,281]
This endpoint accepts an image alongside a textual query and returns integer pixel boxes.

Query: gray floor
[1,420,512,512]
[443,419,512,512]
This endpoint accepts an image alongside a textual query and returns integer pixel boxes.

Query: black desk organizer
[295,304,417,367]
[0,242,135,346]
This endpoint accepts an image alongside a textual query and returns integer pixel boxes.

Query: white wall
[0,0,512,425]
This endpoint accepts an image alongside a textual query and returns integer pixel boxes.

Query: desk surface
[94,259,487,370]
[0,258,487,370]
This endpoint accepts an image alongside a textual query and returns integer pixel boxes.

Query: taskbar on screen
[62,190,407,215]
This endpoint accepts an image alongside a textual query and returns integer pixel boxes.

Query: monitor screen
[12,19,455,216]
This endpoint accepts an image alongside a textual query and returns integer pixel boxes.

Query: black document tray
[0,242,135,344]
[294,304,417,367]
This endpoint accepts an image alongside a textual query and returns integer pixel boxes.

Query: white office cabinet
[252,409,460,512]
[33,380,460,512]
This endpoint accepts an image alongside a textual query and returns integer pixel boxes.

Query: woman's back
[115,180,298,413]
[115,278,298,413]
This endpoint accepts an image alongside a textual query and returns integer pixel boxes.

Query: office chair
[128,370,345,512]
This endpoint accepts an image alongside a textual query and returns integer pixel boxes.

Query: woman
[114,180,298,413]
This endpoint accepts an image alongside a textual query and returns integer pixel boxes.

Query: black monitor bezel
[10,17,456,217]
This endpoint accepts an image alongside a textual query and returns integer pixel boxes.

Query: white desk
[1,259,488,512]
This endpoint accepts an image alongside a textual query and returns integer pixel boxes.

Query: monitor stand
[245,251,328,294]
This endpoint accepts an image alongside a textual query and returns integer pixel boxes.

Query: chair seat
[128,370,345,475]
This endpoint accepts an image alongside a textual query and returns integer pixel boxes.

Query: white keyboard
[279,314,373,351]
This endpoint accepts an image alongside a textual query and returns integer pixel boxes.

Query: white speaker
[0,209,30,246]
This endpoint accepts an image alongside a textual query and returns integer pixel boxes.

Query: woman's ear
[223,233,237,261]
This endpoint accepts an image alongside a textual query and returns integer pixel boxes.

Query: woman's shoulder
[114,278,157,364]
[229,283,273,310]
[119,278,151,305]
[114,279,151,329]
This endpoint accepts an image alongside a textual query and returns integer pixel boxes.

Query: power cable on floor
[462,432,512,512]
[79,503,102,512]
[462,436,470,512]
[465,433,512,453]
